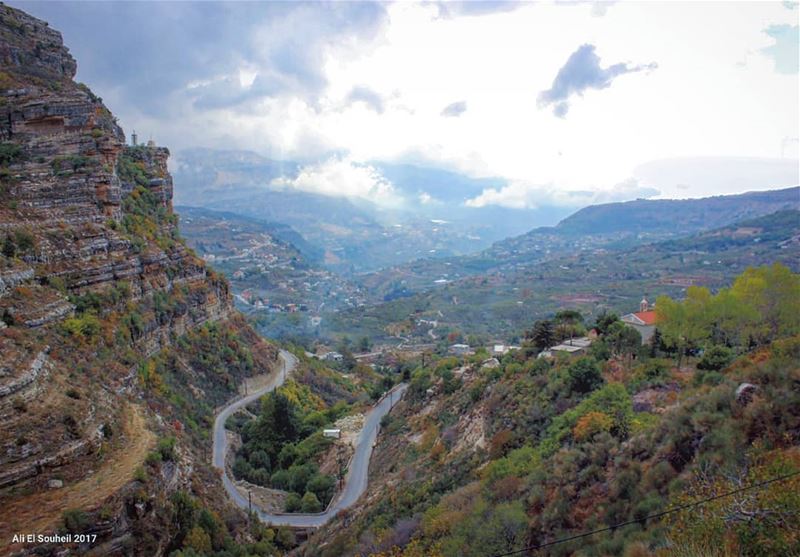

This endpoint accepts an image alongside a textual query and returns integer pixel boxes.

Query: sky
[12,0,800,209]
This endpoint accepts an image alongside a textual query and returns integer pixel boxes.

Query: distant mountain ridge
[553,186,800,235]
[359,187,800,302]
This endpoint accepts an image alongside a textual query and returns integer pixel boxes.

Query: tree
[249,449,271,472]
[594,311,620,335]
[656,287,713,366]
[307,473,335,504]
[708,288,750,347]
[300,491,322,513]
[527,320,555,352]
[730,263,800,344]
[605,322,641,365]
[554,309,584,342]
[247,391,301,463]
[588,338,611,361]
[358,336,371,352]
[567,357,604,394]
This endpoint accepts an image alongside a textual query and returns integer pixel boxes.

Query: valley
[0,3,798,557]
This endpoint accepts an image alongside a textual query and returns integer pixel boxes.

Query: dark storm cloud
[538,43,657,117]
[346,86,386,113]
[441,101,467,117]
[10,1,388,116]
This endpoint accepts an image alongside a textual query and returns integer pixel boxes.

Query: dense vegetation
[225,349,395,513]
[228,384,342,511]
[306,264,800,557]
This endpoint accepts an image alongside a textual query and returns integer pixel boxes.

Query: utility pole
[248,490,252,514]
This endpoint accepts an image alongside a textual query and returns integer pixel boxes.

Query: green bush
[300,491,322,513]
[697,345,734,371]
[567,356,604,394]
[0,142,23,166]
[284,492,302,512]
[157,436,177,461]
[62,509,91,532]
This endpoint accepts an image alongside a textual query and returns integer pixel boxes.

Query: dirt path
[0,403,155,547]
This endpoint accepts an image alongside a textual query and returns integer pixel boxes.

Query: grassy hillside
[303,264,800,557]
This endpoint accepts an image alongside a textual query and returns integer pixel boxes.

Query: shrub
[62,314,101,339]
[270,469,292,491]
[300,491,322,513]
[567,356,604,394]
[157,436,177,461]
[62,509,90,532]
[183,526,212,554]
[697,345,734,371]
[284,492,302,512]
[528,357,551,376]
[573,411,614,442]
[641,358,670,380]
[0,142,23,166]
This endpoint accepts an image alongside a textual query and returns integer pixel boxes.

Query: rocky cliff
[0,5,279,555]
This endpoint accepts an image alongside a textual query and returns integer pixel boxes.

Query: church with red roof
[621,298,659,343]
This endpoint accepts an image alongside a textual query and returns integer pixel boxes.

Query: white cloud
[242,0,796,207]
[465,178,660,209]
[270,156,402,207]
[35,0,798,208]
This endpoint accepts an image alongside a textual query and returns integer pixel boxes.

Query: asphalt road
[212,349,408,528]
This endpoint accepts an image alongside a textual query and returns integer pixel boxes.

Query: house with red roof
[621,297,659,344]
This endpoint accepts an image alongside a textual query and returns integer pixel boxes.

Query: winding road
[212,349,408,527]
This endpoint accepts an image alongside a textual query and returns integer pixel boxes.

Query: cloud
[465,178,660,209]
[441,100,467,117]
[271,156,402,207]
[537,43,657,117]
[432,1,524,19]
[12,1,388,116]
[555,1,617,17]
[10,1,795,203]
[761,24,799,74]
[346,86,386,113]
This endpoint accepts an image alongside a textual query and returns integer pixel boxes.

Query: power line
[491,470,800,557]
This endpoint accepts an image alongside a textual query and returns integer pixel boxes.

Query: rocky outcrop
[0,346,50,398]
[0,2,234,507]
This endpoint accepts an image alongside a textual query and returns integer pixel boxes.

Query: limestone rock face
[0,2,234,502]
[0,2,232,338]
